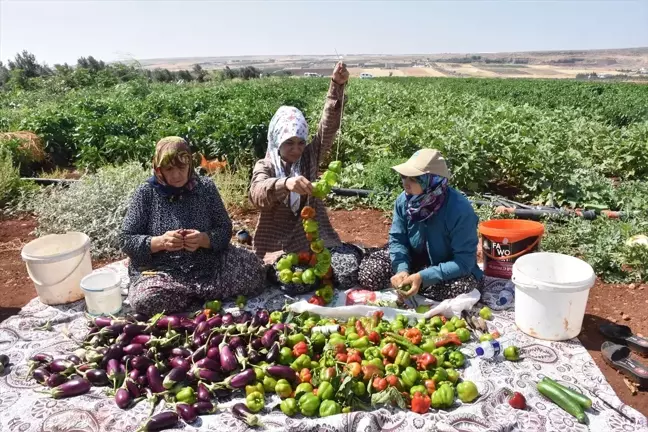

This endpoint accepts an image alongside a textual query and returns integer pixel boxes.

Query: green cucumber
[542,377,592,410]
[537,380,588,424]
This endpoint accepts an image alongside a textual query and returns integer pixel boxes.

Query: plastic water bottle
[496,281,516,307]
[475,340,502,359]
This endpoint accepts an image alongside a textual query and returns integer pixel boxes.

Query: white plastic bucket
[512,252,595,341]
[21,232,92,305]
[81,269,123,316]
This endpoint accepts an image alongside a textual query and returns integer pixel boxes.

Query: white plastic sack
[288,288,481,321]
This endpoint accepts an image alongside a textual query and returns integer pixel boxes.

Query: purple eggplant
[99,324,125,338]
[194,321,209,337]
[136,411,179,431]
[271,323,286,332]
[193,400,217,415]
[261,330,279,349]
[131,355,153,372]
[221,313,234,326]
[235,311,252,324]
[97,347,108,355]
[85,369,110,386]
[207,334,224,348]
[137,375,148,387]
[169,357,191,371]
[218,344,237,373]
[32,367,51,384]
[146,365,165,393]
[115,387,132,409]
[115,333,132,346]
[131,334,152,345]
[48,377,91,399]
[170,347,191,358]
[156,315,182,330]
[162,368,187,389]
[76,363,96,372]
[49,359,75,375]
[232,403,262,427]
[196,358,220,371]
[228,336,245,350]
[256,310,270,326]
[250,337,263,351]
[192,333,207,348]
[103,344,124,362]
[265,342,280,363]
[206,347,220,362]
[194,312,207,324]
[197,383,212,402]
[122,355,135,367]
[129,312,148,322]
[213,369,256,390]
[66,354,82,365]
[128,369,140,381]
[31,353,54,364]
[190,346,206,363]
[193,368,222,383]
[46,373,67,388]
[123,344,145,356]
[124,323,149,336]
[234,345,248,369]
[176,403,198,423]
[248,349,262,365]
[107,359,124,386]
[250,314,262,328]
[180,318,196,333]
[206,315,222,328]
[266,365,299,385]
[126,377,142,398]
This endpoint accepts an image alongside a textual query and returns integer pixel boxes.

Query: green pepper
[352,381,366,396]
[448,351,465,368]
[288,333,306,347]
[431,383,455,409]
[319,353,336,368]
[400,366,420,389]
[301,269,317,285]
[316,249,332,265]
[430,316,443,329]
[263,376,278,393]
[317,381,335,400]
[291,354,312,371]
[456,380,479,403]
[363,347,381,361]
[315,284,334,304]
[346,332,359,342]
[311,182,328,199]
[254,365,266,382]
[418,370,431,381]
[409,384,428,396]
[479,307,493,320]
[443,322,456,332]
[342,406,352,414]
[390,320,405,332]
[455,328,471,343]
[361,358,385,371]
[298,392,320,416]
[277,258,292,271]
[385,364,400,376]
[445,368,460,384]
[320,367,336,382]
[454,319,467,329]
[375,321,390,334]
[204,300,222,313]
[328,161,342,174]
[350,336,370,352]
[321,171,339,186]
[479,334,494,342]
[394,350,411,368]
[275,379,293,398]
[319,399,341,417]
[432,347,447,358]
[279,269,293,284]
[303,219,319,233]
[176,387,196,404]
[246,382,265,396]
[246,391,264,413]
[504,346,521,361]
[269,311,284,324]
[310,332,326,352]
[279,347,295,366]
[295,382,314,395]
[431,367,448,384]
[280,398,298,416]
[420,339,437,353]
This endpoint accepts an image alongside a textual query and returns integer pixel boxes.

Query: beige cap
[392,149,451,179]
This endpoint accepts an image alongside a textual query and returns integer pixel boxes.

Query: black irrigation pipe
[22,179,635,221]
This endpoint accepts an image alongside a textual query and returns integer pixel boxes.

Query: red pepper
[398,329,406,336]
[440,316,447,324]
[334,343,347,354]
[299,368,312,384]
[380,343,399,360]
[383,358,391,366]
[411,392,431,414]
[368,331,381,345]
[339,326,346,336]
[435,333,462,347]
[346,349,362,364]
[371,310,384,329]
[423,379,436,394]
[372,377,388,392]
[346,362,362,378]
[335,353,348,362]
[292,341,308,357]
[355,320,366,337]
[385,374,399,388]
[308,295,326,306]
[415,352,436,371]
[404,328,422,345]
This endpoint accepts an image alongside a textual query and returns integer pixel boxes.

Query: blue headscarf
[406,174,449,222]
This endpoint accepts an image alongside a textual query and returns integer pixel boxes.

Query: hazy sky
[1,0,647,65]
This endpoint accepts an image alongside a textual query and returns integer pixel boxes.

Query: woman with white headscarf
[249,62,361,289]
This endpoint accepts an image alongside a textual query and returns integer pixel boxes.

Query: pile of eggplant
[26,308,292,430]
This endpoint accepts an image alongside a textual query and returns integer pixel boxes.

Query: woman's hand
[332,62,349,85]
[286,176,313,196]
[182,229,211,251]
[398,273,423,298]
[151,230,184,253]
[390,271,410,289]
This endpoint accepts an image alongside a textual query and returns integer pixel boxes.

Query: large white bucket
[81,269,123,316]
[512,252,595,341]
[21,232,92,305]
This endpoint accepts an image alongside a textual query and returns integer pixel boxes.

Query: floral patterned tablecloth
[0,260,646,432]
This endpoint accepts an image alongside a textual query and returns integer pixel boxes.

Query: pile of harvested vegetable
[25,304,490,430]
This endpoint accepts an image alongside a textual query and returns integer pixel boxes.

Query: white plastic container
[512,252,595,341]
[21,232,92,305]
[81,269,123,316]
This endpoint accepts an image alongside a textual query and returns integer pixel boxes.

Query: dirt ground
[1,211,646,416]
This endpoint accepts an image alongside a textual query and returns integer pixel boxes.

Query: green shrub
[0,147,20,204]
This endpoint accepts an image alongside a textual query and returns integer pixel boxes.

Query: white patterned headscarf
[266,106,309,214]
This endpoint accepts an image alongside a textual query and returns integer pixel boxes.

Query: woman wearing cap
[358,149,483,300]
[121,136,265,316]
[249,62,363,289]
